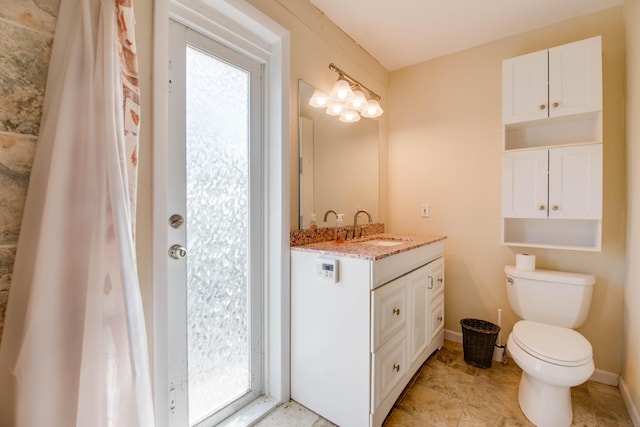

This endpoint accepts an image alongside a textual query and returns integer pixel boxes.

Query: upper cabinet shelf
[502,36,602,126]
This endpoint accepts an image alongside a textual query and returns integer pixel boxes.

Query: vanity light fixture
[308,63,384,122]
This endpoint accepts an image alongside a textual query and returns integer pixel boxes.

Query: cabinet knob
[438,316,443,322]
[393,308,401,316]
[392,363,400,372]
[552,102,560,108]
[437,277,443,283]
[552,205,559,211]
[539,104,546,110]
[538,205,546,210]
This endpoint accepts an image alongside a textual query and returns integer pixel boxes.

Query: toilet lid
[512,320,592,367]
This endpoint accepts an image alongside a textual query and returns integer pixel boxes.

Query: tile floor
[255,340,633,427]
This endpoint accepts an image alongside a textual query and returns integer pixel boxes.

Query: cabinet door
[548,36,602,118]
[429,297,445,343]
[407,266,428,366]
[371,330,407,412]
[502,50,548,124]
[502,150,549,218]
[548,144,602,219]
[372,276,407,352]
[427,257,445,301]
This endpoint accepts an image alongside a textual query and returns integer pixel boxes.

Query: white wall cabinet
[548,144,603,219]
[501,36,603,251]
[502,145,602,220]
[502,36,602,125]
[502,149,549,218]
[291,241,445,427]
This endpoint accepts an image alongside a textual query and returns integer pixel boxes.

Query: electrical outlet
[420,203,430,218]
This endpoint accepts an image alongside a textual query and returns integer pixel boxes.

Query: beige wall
[245,0,390,231]
[388,7,627,374]
[624,0,640,418]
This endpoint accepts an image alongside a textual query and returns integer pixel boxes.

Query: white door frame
[152,1,290,426]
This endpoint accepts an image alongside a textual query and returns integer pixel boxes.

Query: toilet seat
[511,320,592,367]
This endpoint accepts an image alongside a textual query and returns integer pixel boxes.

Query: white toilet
[504,265,596,427]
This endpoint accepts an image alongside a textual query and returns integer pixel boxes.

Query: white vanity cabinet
[502,36,602,124]
[501,35,603,251]
[291,240,445,427]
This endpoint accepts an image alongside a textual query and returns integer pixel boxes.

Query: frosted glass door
[186,45,250,424]
[168,19,263,427]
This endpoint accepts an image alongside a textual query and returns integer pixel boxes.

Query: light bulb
[346,90,367,110]
[329,79,353,101]
[361,99,383,118]
[309,89,329,108]
[339,110,361,123]
[325,102,345,116]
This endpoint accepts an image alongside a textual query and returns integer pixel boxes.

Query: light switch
[421,203,430,218]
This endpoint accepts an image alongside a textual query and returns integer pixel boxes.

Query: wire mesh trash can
[460,318,501,368]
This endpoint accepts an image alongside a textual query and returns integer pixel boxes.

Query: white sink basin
[359,239,405,247]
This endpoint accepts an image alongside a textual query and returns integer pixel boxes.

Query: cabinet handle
[392,363,400,372]
[538,205,546,210]
[539,104,546,110]
[552,205,559,211]
[393,308,400,316]
[428,276,434,289]
[552,102,560,108]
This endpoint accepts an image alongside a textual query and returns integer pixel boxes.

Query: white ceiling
[308,0,623,71]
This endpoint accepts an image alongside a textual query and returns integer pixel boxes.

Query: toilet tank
[504,265,595,328]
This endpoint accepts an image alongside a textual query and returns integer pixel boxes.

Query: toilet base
[518,371,572,427]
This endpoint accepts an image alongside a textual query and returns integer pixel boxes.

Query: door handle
[169,244,187,259]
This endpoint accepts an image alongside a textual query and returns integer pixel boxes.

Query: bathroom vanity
[290,234,446,427]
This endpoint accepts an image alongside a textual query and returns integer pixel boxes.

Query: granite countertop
[290,233,447,261]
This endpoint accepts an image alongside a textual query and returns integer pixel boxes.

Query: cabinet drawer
[427,257,445,300]
[372,276,407,352]
[429,297,445,342]
[371,330,407,411]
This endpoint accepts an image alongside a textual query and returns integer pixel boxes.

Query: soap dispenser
[335,213,344,243]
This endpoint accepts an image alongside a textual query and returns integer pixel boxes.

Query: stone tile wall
[0,0,60,341]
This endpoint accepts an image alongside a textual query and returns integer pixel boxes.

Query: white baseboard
[590,369,619,386]
[620,377,640,427]
[444,329,462,343]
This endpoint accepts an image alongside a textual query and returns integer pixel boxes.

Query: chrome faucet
[323,209,338,222]
[353,209,372,239]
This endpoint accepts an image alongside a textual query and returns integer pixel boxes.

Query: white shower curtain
[0,0,154,425]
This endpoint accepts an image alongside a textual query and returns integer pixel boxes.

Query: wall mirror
[298,80,379,229]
